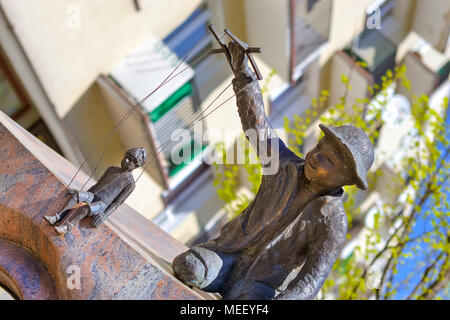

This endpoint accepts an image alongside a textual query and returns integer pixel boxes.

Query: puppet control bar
[208,24,263,80]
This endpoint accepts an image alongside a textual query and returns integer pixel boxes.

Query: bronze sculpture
[44,147,147,234]
[172,34,375,299]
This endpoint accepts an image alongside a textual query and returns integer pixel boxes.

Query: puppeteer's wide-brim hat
[319,124,374,190]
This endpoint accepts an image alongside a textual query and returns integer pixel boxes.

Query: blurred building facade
[0,0,448,250]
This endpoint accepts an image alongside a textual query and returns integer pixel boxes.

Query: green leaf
[341,74,349,84]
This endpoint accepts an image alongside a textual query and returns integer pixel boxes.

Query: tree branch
[406,251,446,299]
[418,253,449,299]
[350,149,448,296]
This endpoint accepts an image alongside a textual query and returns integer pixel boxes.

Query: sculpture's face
[304,136,353,189]
[121,155,138,171]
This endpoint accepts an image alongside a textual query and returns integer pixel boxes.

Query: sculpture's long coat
[203,140,348,299]
[201,53,348,299]
[177,42,349,299]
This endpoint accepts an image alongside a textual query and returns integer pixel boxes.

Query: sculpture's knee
[173,246,223,290]
[77,191,94,203]
[173,250,206,288]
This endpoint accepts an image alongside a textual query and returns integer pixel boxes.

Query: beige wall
[244,0,290,81]
[223,0,248,42]
[411,0,450,52]
[244,0,375,83]
[380,2,415,46]
[318,0,421,97]
[64,80,165,221]
[319,0,375,66]
[96,76,167,189]
[316,0,376,101]
[328,51,372,110]
[397,52,438,100]
[0,0,202,118]
[64,82,124,178]
[0,9,83,164]
[391,0,416,28]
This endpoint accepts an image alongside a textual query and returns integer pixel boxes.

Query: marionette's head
[121,147,147,171]
[304,124,374,190]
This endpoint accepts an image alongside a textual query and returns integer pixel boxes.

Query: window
[0,57,29,120]
[148,81,208,179]
[110,4,214,193]
[290,0,332,81]
[0,55,61,154]
[163,6,212,65]
[158,5,213,183]
[344,29,397,87]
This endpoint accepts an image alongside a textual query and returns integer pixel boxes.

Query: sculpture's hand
[91,213,106,227]
[229,41,248,73]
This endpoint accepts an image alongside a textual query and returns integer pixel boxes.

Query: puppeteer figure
[44,147,147,234]
[172,41,375,299]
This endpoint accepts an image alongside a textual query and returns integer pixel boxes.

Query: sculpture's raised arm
[228,41,278,161]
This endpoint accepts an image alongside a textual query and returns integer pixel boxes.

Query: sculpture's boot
[43,207,72,225]
[49,193,79,224]
[43,214,58,225]
[54,223,69,235]
[172,246,224,290]
[173,250,206,288]
[46,190,94,227]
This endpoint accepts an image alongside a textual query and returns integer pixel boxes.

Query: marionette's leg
[54,221,73,235]
[54,202,92,235]
[172,245,235,294]
[44,190,93,225]
[43,191,77,225]
[54,204,92,234]
[88,201,108,227]
[43,208,69,225]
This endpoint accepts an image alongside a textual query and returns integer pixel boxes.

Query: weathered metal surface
[0,111,202,300]
[0,239,57,299]
[0,111,192,264]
